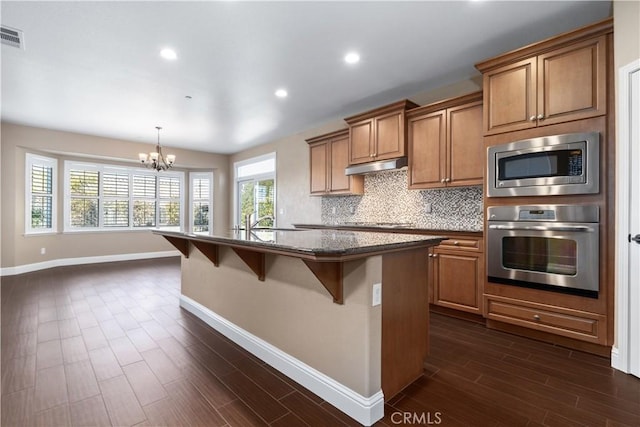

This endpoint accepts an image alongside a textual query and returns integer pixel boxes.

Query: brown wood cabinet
[429,234,484,315]
[307,129,363,196]
[478,18,614,352]
[345,100,418,165]
[485,295,606,344]
[477,24,608,136]
[407,92,483,189]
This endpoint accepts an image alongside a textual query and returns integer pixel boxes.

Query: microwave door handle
[488,225,594,232]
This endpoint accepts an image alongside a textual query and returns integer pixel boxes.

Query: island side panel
[381,247,430,399]
[180,245,383,398]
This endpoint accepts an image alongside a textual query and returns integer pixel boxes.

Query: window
[103,171,130,227]
[64,161,184,232]
[133,174,157,227]
[25,154,57,234]
[69,167,99,228]
[190,172,213,233]
[158,176,181,228]
[234,153,275,228]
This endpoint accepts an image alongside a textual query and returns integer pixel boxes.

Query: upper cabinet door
[309,142,328,194]
[345,99,418,166]
[407,91,483,190]
[307,129,363,196]
[537,36,607,126]
[408,110,446,189]
[483,57,537,135]
[479,29,609,136]
[448,101,483,187]
[374,111,405,160]
[329,135,351,192]
[349,119,374,165]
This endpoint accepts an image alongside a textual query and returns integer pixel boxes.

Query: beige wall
[182,246,382,396]
[1,78,482,270]
[614,1,640,70]
[227,78,482,229]
[228,118,345,228]
[0,125,3,274]
[409,76,483,106]
[1,122,230,269]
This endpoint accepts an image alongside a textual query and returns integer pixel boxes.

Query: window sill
[62,228,182,234]
[24,231,59,237]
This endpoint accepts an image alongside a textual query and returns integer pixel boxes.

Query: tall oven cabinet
[475,17,614,354]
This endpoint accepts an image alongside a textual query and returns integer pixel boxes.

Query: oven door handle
[488,225,595,232]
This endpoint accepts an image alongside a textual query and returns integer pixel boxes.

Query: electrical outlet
[332,207,337,214]
[40,247,46,255]
[372,283,382,306]
[279,208,284,215]
[349,206,355,214]
[425,203,432,214]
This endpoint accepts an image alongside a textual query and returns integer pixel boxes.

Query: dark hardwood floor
[2,258,638,426]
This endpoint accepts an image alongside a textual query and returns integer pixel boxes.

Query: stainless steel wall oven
[487,205,599,297]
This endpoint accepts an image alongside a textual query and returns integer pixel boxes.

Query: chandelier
[138,126,176,171]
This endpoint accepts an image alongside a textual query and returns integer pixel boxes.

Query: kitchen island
[154,229,444,425]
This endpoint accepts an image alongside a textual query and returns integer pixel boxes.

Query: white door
[616,59,640,378]
[629,64,640,378]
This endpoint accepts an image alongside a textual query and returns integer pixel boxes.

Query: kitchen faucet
[244,213,275,230]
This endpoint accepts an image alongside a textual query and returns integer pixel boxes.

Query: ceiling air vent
[1,26,24,49]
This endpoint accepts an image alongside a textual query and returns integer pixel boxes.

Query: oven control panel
[488,205,599,223]
[518,209,556,221]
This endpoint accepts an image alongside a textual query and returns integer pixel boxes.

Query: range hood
[344,157,408,176]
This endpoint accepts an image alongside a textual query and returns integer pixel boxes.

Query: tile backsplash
[321,170,483,231]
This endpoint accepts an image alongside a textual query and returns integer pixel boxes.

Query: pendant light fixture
[138,126,176,171]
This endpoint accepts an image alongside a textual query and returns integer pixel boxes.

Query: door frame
[613,58,640,373]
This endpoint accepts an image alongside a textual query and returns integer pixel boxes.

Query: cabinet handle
[445,178,451,183]
[453,241,460,246]
[441,178,446,183]
[537,114,544,120]
[432,254,438,258]
[533,314,541,321]
[529,115,536,121]
[428,253,433,258]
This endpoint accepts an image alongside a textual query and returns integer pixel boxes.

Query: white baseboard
[180,295,384,426]
[610,346,628,373]
[0,250,180,277]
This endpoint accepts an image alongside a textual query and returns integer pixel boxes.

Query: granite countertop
[153,229,445,259]
[292,223,483,234]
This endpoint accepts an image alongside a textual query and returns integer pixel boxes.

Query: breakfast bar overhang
[154,229,444,426]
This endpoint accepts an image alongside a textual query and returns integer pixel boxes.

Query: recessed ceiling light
[160,48,177,60]
[344,52,360,64]
[275,89,288,98]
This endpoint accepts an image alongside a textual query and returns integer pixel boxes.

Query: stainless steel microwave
[487,132,599,197]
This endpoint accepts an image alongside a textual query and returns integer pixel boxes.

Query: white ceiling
[1,1,611,155]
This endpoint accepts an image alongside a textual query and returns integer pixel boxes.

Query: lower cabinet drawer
[439,238,481,251]
[485,295,606,344]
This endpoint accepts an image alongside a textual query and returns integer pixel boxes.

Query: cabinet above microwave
[487,132,599,197]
